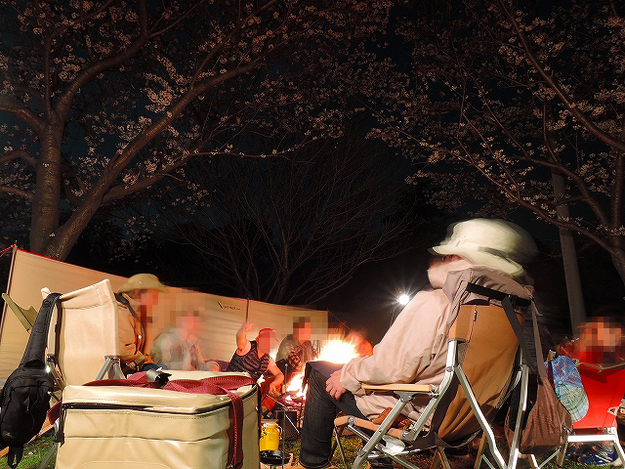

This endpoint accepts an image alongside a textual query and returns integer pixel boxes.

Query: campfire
[282,338,360,401]
[316,339,359,364]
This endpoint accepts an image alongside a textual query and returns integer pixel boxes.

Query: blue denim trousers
[299,367,366,468]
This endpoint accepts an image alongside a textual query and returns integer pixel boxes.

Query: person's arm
[118,303,153,368]
[340,289,451,394]
[235,321,253,354]
[266,358,284,395]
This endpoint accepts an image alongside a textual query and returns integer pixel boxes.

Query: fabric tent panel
[0,249,328,383]
[0,249,128,383]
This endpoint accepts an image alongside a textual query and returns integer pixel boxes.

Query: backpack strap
[6,446,22,469]
[20,293,62,367]
[164,375,256,469]
[114,293,136,317]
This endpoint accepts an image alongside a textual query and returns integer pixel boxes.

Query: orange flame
[316,339,359,364]
[286,372,305,394]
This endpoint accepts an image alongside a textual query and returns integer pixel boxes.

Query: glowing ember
[316,339,358,364]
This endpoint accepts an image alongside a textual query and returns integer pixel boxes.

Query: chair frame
[45,354,124,390]
[334,286,530,469]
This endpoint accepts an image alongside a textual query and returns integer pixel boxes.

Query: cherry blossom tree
[364,0,625,286]
[0,0,392,260]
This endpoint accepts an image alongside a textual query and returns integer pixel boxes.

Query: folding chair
[334,273,531,469]
[37,279,124,469]
[42,279,125,388]
[529,362,625,468]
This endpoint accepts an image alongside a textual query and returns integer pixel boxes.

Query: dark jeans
[299,367,366,468]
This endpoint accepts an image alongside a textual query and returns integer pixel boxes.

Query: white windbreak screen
[0,248,328,383]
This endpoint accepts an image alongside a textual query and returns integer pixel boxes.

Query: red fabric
[556,341,625,431]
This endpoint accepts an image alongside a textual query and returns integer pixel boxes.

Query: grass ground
[0,429,616,469]
[0,432,55,469]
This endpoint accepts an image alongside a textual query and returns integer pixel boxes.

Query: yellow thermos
[259,420,282,451]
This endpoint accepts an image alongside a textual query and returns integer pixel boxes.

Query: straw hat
[429,219,537,276]
[117,273,168,294]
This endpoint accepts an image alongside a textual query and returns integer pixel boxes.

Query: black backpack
[0,292,61,468]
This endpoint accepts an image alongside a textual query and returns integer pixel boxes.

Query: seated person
[557,312,625,465]
[295,218,537,469]
[226,321,284,396]
[276,317,319,381]
[151,309,220,371]
[115,273,168,374]
[558,313,625,364]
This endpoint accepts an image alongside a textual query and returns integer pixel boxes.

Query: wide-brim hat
[429,218,537,277]
[117,273,168,294]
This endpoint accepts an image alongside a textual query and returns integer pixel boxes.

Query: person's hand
[326,369,346,400]
[242,321,253,332]
[269,380,282,397]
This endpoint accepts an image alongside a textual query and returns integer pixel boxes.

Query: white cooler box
[54,371,259,469]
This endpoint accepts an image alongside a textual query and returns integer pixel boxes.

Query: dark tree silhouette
[147,131,416,305]
[362,0,625,286]
[0,0,392,260]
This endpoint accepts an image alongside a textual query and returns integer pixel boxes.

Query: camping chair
[528,362,625,468]
[42,278,125,388]
[37,279,124,469]
[334,276,531,469]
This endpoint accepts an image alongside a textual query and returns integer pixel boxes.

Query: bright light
[317,340,358,364]
[397,293,410,305]
[286,373,305,394]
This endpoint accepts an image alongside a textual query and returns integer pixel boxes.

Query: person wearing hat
[226,321,285,396]
[115,273,168,374]
[295,219,537,469]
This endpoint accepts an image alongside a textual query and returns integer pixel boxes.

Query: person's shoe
[577,445,621,466]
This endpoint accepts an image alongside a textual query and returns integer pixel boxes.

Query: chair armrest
[361,383,435,392]
[334,415,405,440]
[2,293,37,331]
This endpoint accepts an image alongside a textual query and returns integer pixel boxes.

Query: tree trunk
[552,170,587,330]
[29,125,62,255]
[610,243,625,288]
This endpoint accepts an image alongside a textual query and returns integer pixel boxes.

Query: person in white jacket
[296,219,537,469]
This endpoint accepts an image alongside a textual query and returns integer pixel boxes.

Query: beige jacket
[340,259,474,420]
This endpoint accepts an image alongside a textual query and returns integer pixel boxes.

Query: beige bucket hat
[429,218,537,276]
[117,273,169,294]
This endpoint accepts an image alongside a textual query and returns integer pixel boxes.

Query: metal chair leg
[37,442,58,469]
[333,426,349,469]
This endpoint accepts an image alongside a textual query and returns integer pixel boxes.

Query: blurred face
[137,289,160,307]
[577,317,625,362]
[176,310,201,333]
[294,322,311,342]
[257,332,276,355]
[429,254,459,268]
